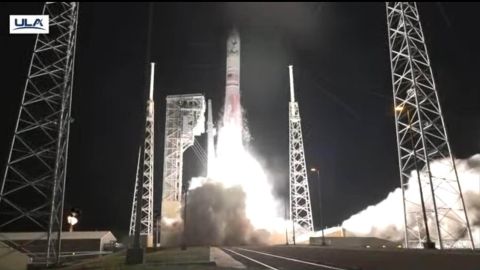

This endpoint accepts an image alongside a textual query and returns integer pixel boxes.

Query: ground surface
[58,247,222,270]
[57,245,480,270]
[224,245,480,270]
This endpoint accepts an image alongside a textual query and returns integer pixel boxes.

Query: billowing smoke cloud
[166,27,290,245]
[160,179,286,247]
[183,182,270,246]
[342,154,480,246]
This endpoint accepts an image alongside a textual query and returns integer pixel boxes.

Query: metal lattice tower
[128,147,141,236]
[0,2,79,265]
[129,63,156,247]
[161,94,205,242]
[386,2,474,249]
[288,65,314,234]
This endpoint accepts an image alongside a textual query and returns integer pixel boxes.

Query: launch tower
[161,94,205,244]
[288,65,314,238]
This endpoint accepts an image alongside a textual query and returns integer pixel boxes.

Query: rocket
[223,29,242,126]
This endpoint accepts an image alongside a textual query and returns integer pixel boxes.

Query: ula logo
[10,15,49,34]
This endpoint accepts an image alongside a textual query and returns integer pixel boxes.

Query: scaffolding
[162,94,205,201]
[161,94,205,239]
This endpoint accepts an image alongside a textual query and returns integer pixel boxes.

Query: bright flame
[209,120,280,231]
[186,117,316,244]
[187,79,308,242]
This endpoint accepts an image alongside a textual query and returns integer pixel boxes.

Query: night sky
[1,3,480,239]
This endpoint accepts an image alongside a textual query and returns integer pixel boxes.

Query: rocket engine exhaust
[342,154,480,248]
[177,29,286,246]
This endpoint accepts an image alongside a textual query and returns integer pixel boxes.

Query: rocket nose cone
[228,28,240,42]
[227,28,240,54]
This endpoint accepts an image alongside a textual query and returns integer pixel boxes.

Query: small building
[0,231,117,263]
[309,226,399,248]
[310,236,398,248]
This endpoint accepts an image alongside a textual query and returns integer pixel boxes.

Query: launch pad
[1,3,480,269]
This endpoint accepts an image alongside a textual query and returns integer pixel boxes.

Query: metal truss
[386,2,474,249]
[0,2,79,265]
[162,94,205,203]
[128,148,141,236]
[129,63,155,247]
[288,66,314,235]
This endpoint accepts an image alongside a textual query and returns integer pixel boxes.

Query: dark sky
[1,3,480,238]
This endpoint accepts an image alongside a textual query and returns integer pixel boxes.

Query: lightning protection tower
[128,148,141,236]
[386,2,474,249]
[288,65,314,237]
[0,2,79,265]
[129,63,156,248]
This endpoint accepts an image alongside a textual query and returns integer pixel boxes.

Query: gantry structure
[160,94,205,243]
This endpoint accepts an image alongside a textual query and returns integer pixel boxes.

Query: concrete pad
[210,247,246,269]
[0,242,28,270]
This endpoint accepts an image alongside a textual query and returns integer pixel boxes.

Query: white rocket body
[223,29,242,127]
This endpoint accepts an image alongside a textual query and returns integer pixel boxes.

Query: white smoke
[342,154,480,247]
[207,116,286,232]
[184,96,290,245]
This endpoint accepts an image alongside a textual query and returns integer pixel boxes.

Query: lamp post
[153,210,160,249]
[311,168,326,246]
[395,104,434,249]
[67,209,79,232]
[292,212,296,245]
[181,181,190,251]
[284,197,289,245]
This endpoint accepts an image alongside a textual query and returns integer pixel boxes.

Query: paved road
[222,245,480,270]
[223,246,351,270]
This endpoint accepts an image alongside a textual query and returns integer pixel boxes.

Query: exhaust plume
[184,182,270,245]
[161,29,286,246]
[342,154,480,246]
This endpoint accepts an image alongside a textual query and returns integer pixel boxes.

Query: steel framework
[129,63,155,247]
[160,94,204,246]
[128,148,141,236]
[0,2,79,265]
[162,94,205,203]
[288,65,314,235]
[386,2,474,249]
